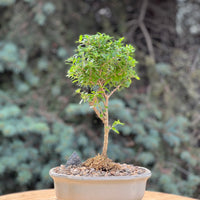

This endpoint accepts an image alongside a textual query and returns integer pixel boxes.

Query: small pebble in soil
[65,151,82,167]
[54,163,146,177]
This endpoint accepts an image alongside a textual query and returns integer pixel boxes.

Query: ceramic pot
[49,166,151,200]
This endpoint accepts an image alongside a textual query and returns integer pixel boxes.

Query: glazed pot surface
[50,167,151,200]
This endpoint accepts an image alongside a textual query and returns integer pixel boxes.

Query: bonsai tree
[66,33,139,169]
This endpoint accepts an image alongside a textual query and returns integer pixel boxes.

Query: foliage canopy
[67,32,139,93]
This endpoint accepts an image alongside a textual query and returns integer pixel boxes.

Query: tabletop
[0,189,197,200]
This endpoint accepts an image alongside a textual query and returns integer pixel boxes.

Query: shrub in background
[0,90,75,194]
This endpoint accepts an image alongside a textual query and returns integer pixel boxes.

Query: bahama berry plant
[66,32,140,158]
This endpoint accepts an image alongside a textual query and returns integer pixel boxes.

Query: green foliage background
[0,0,199,198]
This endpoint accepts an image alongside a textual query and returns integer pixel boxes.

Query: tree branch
[138,0,155,62]
[139,22,155,60]
[95,95,104,117]
[98,80,107,98]
[138,0,148,23]
[89,100,104,122]
[126,0,155,62]
[108,85,121,98]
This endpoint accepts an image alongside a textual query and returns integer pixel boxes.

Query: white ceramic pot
[49,166,151,200]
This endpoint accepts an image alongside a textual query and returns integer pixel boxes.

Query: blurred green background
[0,0,199,198]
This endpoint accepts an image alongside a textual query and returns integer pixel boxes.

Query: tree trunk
[102,96,109,157]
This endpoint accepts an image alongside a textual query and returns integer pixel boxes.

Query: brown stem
[89,98,103,122]
[102,95,109,157]
[98,80,107,98]
[108,84,121,98]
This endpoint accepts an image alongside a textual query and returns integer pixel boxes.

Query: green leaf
[134,74,140,80]
[112,120,124,127]
[75,88,81,93]
[112,127,119,134]
[111,120,124,134]
[79,35,83,42]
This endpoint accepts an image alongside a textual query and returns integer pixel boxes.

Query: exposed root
[82,154,121,171]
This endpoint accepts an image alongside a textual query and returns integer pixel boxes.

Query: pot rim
[49,166,151,181]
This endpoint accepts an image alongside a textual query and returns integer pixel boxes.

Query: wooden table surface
[0,189,197,200]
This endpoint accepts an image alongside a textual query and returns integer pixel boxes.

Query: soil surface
[53,154,146,177]
[54,164,146,177]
